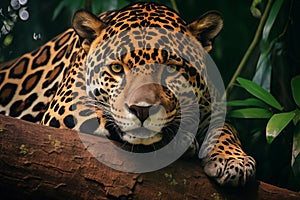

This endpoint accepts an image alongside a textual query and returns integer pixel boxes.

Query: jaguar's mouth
[122,127,162,145]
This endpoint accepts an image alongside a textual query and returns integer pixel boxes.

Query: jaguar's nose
[128,105,151,124]
[127,104,162,124]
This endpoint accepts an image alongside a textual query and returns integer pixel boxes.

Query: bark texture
[0,115,299,200]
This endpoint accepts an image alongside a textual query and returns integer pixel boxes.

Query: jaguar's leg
[40,94,111,136]
[199,123,256,186]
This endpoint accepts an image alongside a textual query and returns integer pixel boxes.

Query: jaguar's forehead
[88,3,199,67]
[89,26,202,70]
[107,3,187,32]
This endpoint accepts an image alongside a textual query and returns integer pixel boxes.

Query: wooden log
[0,114,299,199]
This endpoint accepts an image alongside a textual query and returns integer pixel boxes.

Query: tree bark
[0,114,299,200]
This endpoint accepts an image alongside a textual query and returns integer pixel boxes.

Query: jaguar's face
[108,65,178,145]
[86,46,192,145]
[72,3,223,146]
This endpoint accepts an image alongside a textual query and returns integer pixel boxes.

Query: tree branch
[0,115,299,199]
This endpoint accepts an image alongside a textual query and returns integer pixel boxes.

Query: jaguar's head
[72,3,223,147]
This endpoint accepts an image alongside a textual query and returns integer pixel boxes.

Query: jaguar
[0,2,255,186]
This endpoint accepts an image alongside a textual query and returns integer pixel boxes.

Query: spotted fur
[0,2,255,186]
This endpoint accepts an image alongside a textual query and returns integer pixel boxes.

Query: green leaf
[291,75,300,107]
[52,0,85,21]
[262,0,284,42]
[52,1,67,20]
[252,39,281,92]
[252,51,272,92]
[266,112,295,144]
[292,124,300,166]
[237,77,283,110]
[252,0,284,93]
[226,98,269,108]
[293,109,300,125]
[3,35,13,46]
[228,108,272,119]
[292,154,300,178]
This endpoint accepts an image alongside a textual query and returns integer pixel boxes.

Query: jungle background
[0,0,299,192]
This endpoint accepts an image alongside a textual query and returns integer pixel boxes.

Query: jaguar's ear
[72,9,107,52]
[188,11,223,52]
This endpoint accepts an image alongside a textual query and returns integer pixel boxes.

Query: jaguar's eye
[166,65,177,74]
[109,64,124,74]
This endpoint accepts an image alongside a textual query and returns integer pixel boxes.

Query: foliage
[0,0,29,61]
[227,0,300,191]
[227,76,300,169]
[52,0,129,20]
[252,0,284,91]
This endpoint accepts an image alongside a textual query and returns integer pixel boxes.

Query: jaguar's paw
[203,152,256,186]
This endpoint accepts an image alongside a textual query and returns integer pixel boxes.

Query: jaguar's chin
[122,127,162,145]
